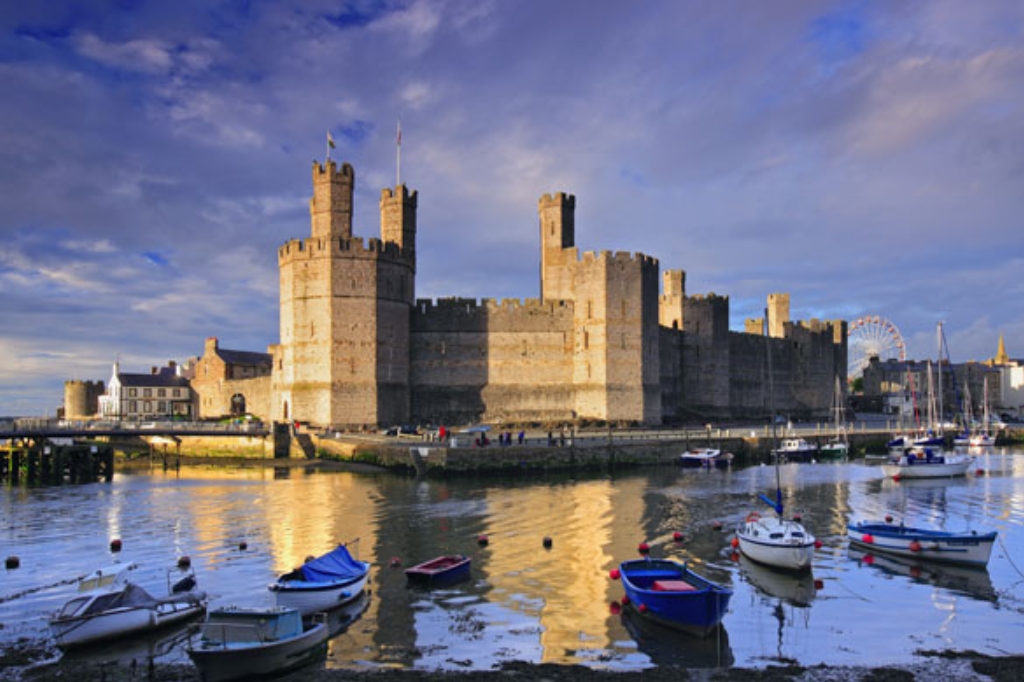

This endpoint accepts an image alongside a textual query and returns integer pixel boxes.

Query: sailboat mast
[765,310,782,508]
[936,322,945,433]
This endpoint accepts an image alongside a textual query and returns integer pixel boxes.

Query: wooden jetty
[1,439,114,485]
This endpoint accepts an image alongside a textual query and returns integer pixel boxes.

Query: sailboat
[736,312,817,572]
[819,376,849,460]
[953,382,973,447]
[969,377,996,447]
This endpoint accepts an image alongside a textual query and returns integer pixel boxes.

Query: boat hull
[405,555,471,586]
[616,558,731,636]
[270,572,368,616]
[188,621,328,682]
[881,453,973,479]
[51,599,205,649]
[847,521,996,567]
[736,516,816,572]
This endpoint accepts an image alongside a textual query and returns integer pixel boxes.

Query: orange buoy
[5,556,19,570]
[909,540,922,552]
[477,535,489,546]
[609,568,621,580]
[637,542,650,554]
[730,537,739,548]
[177,556,191,569]
[110,538,122,552]
[672,531,683,542]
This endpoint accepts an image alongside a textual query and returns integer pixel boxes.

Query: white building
[98,362,193,420]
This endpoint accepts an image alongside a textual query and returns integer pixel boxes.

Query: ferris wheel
[848,315,906,379]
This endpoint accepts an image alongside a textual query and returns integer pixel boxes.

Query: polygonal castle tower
[273,160,417,427]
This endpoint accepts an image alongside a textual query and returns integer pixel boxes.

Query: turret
[380,185,418,276]
[309,160,354,241]
[538,192,576,301]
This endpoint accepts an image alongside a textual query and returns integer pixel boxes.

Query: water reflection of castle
[179,158,847,429]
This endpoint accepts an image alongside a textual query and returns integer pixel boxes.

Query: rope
[997,534,1024,580]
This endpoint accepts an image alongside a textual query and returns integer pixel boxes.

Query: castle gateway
[244,159,845,429]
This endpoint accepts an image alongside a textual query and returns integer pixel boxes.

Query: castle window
[584,330,589,350]
[587,301,592,319]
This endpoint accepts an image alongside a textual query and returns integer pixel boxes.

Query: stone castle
[164,159,847,428]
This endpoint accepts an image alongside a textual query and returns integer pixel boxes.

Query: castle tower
[276,159,414,428]
[659,270,686,330]
[309,160,354,241]
[380,185,418,296]
[538,193,576,302]
[64,380,104,419]
[767,293,790,339]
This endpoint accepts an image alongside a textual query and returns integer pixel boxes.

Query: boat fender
[909,541,922,553]
[730,537,739,548]
[862,534,875,544]
[814,540,823,549]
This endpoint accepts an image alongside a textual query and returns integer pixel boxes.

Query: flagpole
[396,119,401,187]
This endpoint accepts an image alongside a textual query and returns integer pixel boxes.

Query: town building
[97,362,193,421]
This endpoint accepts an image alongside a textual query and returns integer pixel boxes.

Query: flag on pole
[327,130,335,149]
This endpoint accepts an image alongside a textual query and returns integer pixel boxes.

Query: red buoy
[177,556,191,569]
[909,540,922,552]
[477,535,489,546]
[637,542,650,555]
[672,531,683,542]
[885,515,893,523]
[814,579,824,590]
[5,556,19,570]
[892,474,901,482]
[814,540,822,549]
[621,594,630,605]
[976,468,984,476]
[862,534,874,544]
[730,537,739,548]
[638,603,648,613]
[609,568,621,580]
[110,538,122,552]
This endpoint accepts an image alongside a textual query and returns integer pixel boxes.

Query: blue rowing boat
[613,558,731,636]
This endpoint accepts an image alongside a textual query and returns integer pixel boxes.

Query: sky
[2,0,1023,416]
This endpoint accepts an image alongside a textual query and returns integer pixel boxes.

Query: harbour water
[2,447,1023,673]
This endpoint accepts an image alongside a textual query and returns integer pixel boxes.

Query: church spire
[995,334,1009,365]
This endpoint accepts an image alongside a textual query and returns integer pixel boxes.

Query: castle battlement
[577,250,659,268]
[313,160,354,179]
[415,296,572,316]
[539,192,576,208]
[278,236,412,264]
[380,185,418,203]
[689,292,729,303]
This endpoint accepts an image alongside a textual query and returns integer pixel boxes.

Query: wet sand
[3,642,1023,682]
